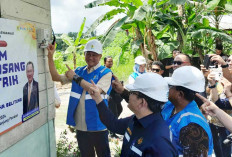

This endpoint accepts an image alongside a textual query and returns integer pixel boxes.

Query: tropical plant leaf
[121,23,136,29]
[191,28,232,43]
[225,3,232,11]
[119,37,132,64]
[103,0,124,7]
[119,0,143,7]
[157,41,179,59]
[76,45,85,51]
[61,34,74,46]
[169,0,187,5]
[202,18,210,27]
[102,16,128,47]
[156,25,170,39]
[75,17,86,46]
[131,0,143,8]
[147,0,153,6]
[79,39,88,45]
[64,46,75,54]
[188,12,196,24]
[206,0,220,10]
[132,6,147,21]
[85,0,111,8]
[84,15,105,37]
[157,0,169,6]
[131,43,140,54]
[101,9,126,22]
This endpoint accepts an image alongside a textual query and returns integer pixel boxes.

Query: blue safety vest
[161,101,213,156]
[66,65,112,131]
[130,72,139,80]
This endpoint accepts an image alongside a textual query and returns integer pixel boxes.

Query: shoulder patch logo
[93,75,98,80]
[127,127,132,135]
[137,138,143,144]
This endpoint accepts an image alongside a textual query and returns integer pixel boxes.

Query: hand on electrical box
[36,28,50,49]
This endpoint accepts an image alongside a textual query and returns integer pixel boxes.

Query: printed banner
[0,18,39,135]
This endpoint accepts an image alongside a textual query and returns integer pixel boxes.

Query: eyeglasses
[152,68,161,73]
[172,61,188,65]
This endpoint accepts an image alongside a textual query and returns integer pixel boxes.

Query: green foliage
[54,51,86,74]
[56,130,81,157]
[112,138,122,157]
[101,31,134,82]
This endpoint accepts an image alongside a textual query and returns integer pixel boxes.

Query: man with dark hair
[215,44,228,61]
[104,56,113,69]
[172,53,191,70]
[89,73,178,156]
[23,61,39,114]
[151,61,164,76]
[162,66,213,156]
[165,49,181,76]
[104,56,123,138]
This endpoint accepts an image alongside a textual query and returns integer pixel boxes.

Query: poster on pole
[0,18,39,135]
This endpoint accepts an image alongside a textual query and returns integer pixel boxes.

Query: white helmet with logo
[165,66,205,92]
[135,56,146,65]
[84,39,102,54]
[126,73,169,102]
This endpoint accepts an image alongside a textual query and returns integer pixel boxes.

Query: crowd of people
[47,39,232,157]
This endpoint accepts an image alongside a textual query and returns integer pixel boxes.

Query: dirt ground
[54,82,133,156]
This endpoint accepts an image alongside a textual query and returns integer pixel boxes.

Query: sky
[50,0,117,35]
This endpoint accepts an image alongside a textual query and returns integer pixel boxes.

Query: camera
[203,55,216,69]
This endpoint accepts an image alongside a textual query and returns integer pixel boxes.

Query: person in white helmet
[88,73,178,156]
[162,66,213,156]
[47,39,112,157]
[128,56,146,84]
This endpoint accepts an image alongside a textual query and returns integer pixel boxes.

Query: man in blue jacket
[162,66,213,156]
[47,39,112,157]
[89,73,178,156]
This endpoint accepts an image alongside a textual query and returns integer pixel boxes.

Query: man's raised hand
[65,64,76,80]
[196,93,219,117]
[112,74,124,94]
[89,80,103,104]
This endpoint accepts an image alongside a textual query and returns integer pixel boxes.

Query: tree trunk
[135,27,145,56]
[177,5,184,51]
[73,52,77,69]
[146,28,157,61]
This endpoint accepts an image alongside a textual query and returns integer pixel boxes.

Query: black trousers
[210,123,231,157]
[76,130,111,157]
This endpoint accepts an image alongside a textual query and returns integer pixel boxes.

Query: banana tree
[61,17,95,69]
[206,0,232,46]
[85,0,174,62]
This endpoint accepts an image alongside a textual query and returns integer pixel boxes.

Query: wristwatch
[73,74,83,85]
[221,64,229,68]
[208,84,216,89]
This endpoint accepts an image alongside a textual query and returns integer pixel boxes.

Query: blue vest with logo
[66,65,112,131]
[161,101,213,156]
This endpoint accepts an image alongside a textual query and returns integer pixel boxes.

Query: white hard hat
[165,66,205,92]
[135,56,146,65]
[126,73,169,102]
[84,39,102,54]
